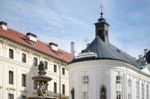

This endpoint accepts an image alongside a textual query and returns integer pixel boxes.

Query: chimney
[26,32,37,43]
[49,42,58,51]
[71,41,75,57]
[0,21,7,30]
[144,49,148,55]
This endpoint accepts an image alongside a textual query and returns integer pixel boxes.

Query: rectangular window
[82,76,89,84]
[21,95,26,99]
[141,83,144,99]
[34,81,37,89]
[22,53,26,63]
[54,65,57,72]
[44,61,48,69]
[136,81,139,99]
[9,71,13,84]
[62,68,65,75]
[22,74,26,87]
[128,79,132,99]
[33,57,38,66]
[116,75,122,99]
[83,92,88,99]
[9,49,14,59]
[62,84,65,95]
[54,82,57,93]
[146,85,149,99]
[116,91,121,99]
[8,93,14,99]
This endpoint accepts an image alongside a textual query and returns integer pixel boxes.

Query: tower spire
[100,3,103,18]
[95,2,110,44]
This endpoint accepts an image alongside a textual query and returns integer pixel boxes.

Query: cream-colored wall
[68,59,150,99]
[0,37,69,99]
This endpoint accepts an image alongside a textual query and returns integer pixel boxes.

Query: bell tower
[95,5,109,44]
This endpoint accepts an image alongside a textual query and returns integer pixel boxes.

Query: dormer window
[0,21,7,30]
[26,33,37,45]
[49,42,58,51]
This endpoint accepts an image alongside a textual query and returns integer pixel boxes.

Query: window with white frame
[141,83,144,99]
[9,48,14,59]
[9,70,14,84]
[128,79,132,99]
[82,76,89,84]
[136,80,139,99]
[83,91,88,99]
[62,84,65,95]
[62,67,65,75]
[22,53,26,63]
[8,93,14,99]
[44,61,48,69]
[33,57,38,66]
[146,84,149,99]
[53,64,57,72]
[22,74,26,87]
[116,73,122,99]
[21,95,26,99]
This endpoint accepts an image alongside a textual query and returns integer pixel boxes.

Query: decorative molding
[6,87,16,91]
[20,89,28,93]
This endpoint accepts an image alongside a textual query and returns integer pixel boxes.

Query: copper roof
[0,28,72,63]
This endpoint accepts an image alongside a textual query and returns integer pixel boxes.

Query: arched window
[100,85,107,99]
[128,79,132,99]
[116,74,122,99]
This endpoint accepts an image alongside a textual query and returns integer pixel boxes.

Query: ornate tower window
[116,73,123,99]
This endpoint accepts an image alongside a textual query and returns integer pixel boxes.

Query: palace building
[0,21,72,99]
[68,11,150,99]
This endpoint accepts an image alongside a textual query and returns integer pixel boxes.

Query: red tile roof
[0,28,72,63]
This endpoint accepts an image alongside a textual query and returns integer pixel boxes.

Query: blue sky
[0,0,150,58]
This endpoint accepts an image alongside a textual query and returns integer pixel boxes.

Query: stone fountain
[28,61,55,99]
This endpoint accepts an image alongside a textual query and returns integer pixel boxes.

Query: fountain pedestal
[28,61,56,99]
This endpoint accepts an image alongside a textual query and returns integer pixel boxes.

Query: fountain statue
[28,61,55,99]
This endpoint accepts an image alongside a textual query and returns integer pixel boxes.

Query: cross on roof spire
[100,2,103,18]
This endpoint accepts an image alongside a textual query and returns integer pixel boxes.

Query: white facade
[0,36,69,99]
[68,59,150,99]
